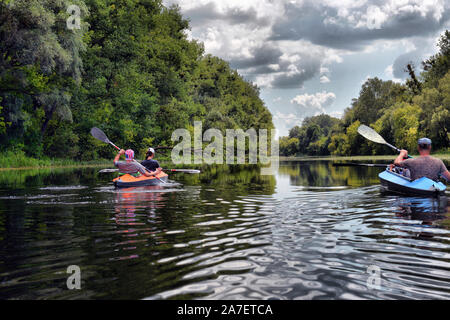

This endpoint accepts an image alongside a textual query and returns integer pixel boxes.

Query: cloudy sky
[163,0,450,136]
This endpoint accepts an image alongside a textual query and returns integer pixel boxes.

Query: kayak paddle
[90,127,166,183]
[90,127,121,151]
[99,169,120,173]
[357,125,413,158]
[99,168,201,174]
[332,163,390,167]
[166,169,201,174]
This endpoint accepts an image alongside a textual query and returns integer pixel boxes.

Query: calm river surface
[0,160,449,300]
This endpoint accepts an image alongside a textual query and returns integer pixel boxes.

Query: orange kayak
[113,172,169,188]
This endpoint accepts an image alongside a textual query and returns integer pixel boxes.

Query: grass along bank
[2,151,449,170]
[0,151,218,170]
[0,151,110,170]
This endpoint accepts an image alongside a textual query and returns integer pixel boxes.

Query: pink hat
[125,149,134,160]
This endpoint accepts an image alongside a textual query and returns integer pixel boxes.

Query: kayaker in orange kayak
[141,147,162,176]
[394,138,450,181]
[113,149,155,177]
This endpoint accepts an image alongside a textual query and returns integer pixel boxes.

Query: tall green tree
[344,78,406,126]
[281,30,450,156]
[71,0,273,160]
[0,0,88,155]
[422,30,450,88]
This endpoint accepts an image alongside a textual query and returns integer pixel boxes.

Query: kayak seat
[388,168,412,181]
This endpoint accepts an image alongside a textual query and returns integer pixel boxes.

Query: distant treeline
[0,0,273,161]
[280,31,450,157]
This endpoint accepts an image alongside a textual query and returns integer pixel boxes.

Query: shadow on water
[0,161,449,299]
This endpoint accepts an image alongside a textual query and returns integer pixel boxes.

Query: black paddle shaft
[333,163,390,167]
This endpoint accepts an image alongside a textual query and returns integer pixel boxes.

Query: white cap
[418,138,431,145]
[147,147,155,154]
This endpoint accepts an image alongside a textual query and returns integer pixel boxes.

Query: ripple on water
[1,167,450,300]
[148,187,450,300]
[39,185,88,191]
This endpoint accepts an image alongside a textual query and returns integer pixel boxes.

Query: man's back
[141,159,160,172]
[115,161,146,175]
[401,156,447,181]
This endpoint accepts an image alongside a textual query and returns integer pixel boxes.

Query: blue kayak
[379,169,446,197]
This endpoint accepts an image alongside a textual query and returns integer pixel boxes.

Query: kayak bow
[379,169,446,197]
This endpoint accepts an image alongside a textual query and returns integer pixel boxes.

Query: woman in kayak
[141,147,162,176]
[114,149,154,177]
[394,138,450,181]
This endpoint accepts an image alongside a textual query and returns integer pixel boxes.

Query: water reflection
[388,196,450,241]
[0,161,449,300]
[111,186,166,261]
[278,161,381,188]
[393,196,448,218]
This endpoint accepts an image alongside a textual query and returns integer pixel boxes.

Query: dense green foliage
[0,0,273,163]
[0,0,88,156]
[280,31,450,157]
[0,150,110,168]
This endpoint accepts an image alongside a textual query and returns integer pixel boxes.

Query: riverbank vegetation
[279,154,450,162]
[280,31,450,157]
[0,163,276,193]
[0,150,110,169]
[0,0,273,166]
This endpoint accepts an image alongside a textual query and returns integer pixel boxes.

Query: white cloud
[384,64,394,77]
[360,74,371,86]
[273,111,304,136]
[368,5,387,29]
[271,0,450,51]
[320,67,330,74]
[164,0,450,134]
[166,0,449,91]
[384,64,403,83]
[329,110,344,119]
[273,111,302,125]
[165,1,346,89]
[273,111,303,128]
[291,91,337,116]
[268,64,280,71]
[320,75,330,83]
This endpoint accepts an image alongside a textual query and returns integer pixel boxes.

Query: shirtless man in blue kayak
[394,138,450,181]
[113,149,154,177]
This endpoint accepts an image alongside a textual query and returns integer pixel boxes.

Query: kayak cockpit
[379,168,446,197]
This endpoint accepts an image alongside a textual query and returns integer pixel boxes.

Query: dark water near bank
[0,161,449,300]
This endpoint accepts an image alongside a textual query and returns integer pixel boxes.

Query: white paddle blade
[169,169,201,174]
[357,125,386,145]
[99,169,119,173]
[91,127,110,144]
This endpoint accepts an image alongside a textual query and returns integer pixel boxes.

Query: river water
[0,161,449,300]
